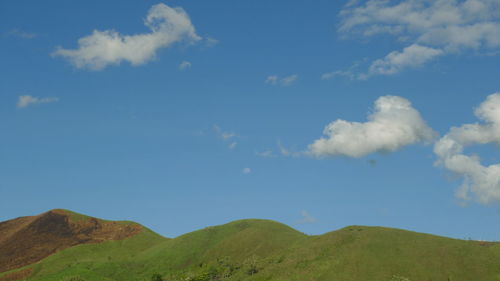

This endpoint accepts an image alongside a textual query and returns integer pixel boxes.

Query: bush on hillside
[151,273,163,281]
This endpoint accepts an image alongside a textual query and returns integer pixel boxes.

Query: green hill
[1,211,499,281]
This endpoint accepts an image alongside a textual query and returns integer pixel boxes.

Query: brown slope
[0,209,142,273]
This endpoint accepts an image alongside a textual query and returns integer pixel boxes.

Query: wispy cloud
[297,210,317,224]
[205,37,219,47]
[179,61,192,70]
[8,29,37,39]
[213,124,239,150]
[242,167,252,174]
[280,74,299,86]
[277,141,302,157]
[213,125,238,139]
[228,142,238,150]
[256,150,275,157]
[337,0,500,77]
[321,70,356,80]
[434,92,500,205]
[17,95,59,109]
[265,74,299,86]
[52,3,201,70]
[307,96,436,158]
[265,75,279,85]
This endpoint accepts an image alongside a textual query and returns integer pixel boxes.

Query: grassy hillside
[1,212,499,281]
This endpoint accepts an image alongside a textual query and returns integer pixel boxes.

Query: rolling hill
[0,210,499,281]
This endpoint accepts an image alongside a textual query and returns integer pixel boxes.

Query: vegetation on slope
[1,211,499,281]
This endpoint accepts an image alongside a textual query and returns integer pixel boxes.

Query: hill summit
[0,209,142,273]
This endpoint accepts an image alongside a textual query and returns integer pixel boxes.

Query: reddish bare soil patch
[0,268,33,281]
[0,209,142,273]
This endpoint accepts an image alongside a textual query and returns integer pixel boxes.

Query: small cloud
[297,210,317,224]
[8,29,37,39]
[228,142,237,149]
[213,124,237,140]
[322,59,367,81]
[242,167,252,174]
[265,74,298,86]
[205,37,219,47]
[265,75,278,85]
[17,95,59,109]
[281,74,298,86]
[256,150,274,157]
[221,132,237,140]
[321,70,356,80]
[278,141,302,157]
[179,61,192,70]
[213,124,239,150]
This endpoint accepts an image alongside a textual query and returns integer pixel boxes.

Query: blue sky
[1,0,500,241]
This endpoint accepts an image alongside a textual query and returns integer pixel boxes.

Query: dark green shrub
[151,273,163,281]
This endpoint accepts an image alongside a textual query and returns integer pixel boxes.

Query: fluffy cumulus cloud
[52,3,201,70]
[434,93,500,204]
[338,0,500,77]
[17,95,59,108]
[308,96,436,158]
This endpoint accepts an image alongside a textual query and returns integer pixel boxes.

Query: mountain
[0,209,142,274]
[1,210,499,281]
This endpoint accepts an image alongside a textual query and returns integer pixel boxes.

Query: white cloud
[321,70,356,80]
[434,93,500,205]
[281,74,299,86]
[52,3,201,70]
[265,75,279,85]
[298,210,317,224]
[338,0,500,77]
[179,60,192,70]
[308,96,436,158]
[17,95,59,108]
[228,142,238,149]
[242,167,252,174]
[265,74,299,86]
[221,132,237,140]
[367,44,444,77]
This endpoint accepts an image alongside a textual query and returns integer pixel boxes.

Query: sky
[1,0,500,241]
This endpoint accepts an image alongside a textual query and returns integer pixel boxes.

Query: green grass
[3,214,500,281]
